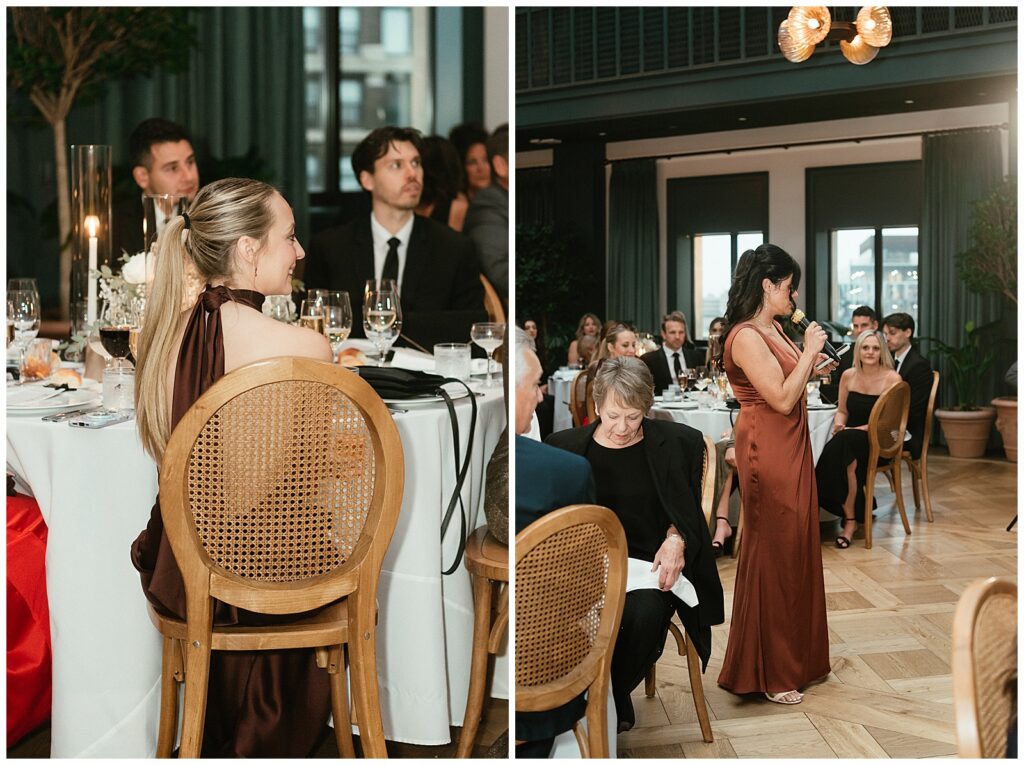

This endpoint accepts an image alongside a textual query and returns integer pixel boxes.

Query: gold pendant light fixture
[779,6,893,65]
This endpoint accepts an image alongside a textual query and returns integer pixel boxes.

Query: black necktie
[382,237,400,282]
[673,351,683,378]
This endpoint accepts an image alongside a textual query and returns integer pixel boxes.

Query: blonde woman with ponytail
[130,178,332,757]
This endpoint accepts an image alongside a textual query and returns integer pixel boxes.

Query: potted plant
[928,320,998,458]
[956,178,1017,460]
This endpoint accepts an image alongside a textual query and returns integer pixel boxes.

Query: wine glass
[322,292,353,362]
[298,300,326,335]
[8,290,40,355]
[363,289,401,367]
[470,322,505,388]
[99,324,132,370]
[266,295,293,323]
[306,288,330,310]
[364,278,398,296]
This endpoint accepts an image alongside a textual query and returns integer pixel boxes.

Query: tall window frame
[829,225,920,330]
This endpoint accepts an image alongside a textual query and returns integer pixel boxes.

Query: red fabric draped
[7,493,51,747]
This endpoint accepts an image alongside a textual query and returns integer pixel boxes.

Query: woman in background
[449,121,491,200]
[815,330,902,548]
[567,312,601,367]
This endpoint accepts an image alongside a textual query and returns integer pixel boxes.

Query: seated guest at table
[705,316,725,369]
[112,117,201,258]
[523,318,555,438]
[821,305,878,404]
[567,312,601,367]
[514,327,596,758]
[415,135,469,232]
[449,121,491,200]
[642,311,703,394]
[882,312,934,460]
[546,357,724,731]
[815,330,902,548]
[464,124,509,298]
[132,178,334,757]
[577,333,599,367]
[306,126,485,351]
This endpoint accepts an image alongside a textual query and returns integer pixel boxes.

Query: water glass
[434,343,472,380]
[102,366,135,411]
[21,338,53,381]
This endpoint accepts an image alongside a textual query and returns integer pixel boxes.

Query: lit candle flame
[85,215,100,238]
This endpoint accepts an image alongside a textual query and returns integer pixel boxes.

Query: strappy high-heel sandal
[711,517,732,558]
[765,690,803,705]
[835,515,856,549]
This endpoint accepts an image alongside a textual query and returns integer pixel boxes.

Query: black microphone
[790,309,842,364]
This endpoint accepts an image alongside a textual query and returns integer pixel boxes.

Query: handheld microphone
[790,309,842,364]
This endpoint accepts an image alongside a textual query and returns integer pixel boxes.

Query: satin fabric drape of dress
[129,286,332,757]
[7,492,52,746]
[717,322,830,694]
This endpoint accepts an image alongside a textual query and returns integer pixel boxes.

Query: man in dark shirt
[882,312,935,459]
[305,126,485,351]
[112,118,199,257]
[514,327,596,758]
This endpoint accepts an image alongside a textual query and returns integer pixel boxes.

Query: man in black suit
[821,305,877,404]
[883,312,934,459]
[305,126,485,351]
[111,118,199,257]
[464,124,508,298]
[513,327,596,758]
[641,310,704,394]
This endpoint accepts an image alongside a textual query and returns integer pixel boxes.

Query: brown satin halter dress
[130,286,331,757]
[717,321,831,694]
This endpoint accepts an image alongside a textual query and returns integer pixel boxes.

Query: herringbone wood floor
[619,451,1017,759]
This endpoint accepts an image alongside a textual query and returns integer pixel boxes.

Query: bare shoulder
[222,305,332,367]
[885,370,904,387]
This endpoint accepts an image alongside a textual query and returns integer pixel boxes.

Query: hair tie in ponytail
[182,212,191,230]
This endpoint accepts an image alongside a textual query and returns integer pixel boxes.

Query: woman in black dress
[815,330,903,547]
[546,357,724,731]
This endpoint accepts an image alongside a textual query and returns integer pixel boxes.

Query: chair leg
[585,670,611,758]
[327,645,356,758]
[572,721,591,758]
[884,469,896,492]
[863,468,875,550]
[457,574,494,758]
[905,456,922,510]
[644,666,657,697]
[892,459,911,536]
[155,636,180,758]
[348,594,387,758]
[178,640,211,758]
[683,631,714,743]
[919,453,934,523]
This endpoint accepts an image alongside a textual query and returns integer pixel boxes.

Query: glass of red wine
[99,324,133,370]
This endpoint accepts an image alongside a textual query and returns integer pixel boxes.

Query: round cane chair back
[867,381,910,462]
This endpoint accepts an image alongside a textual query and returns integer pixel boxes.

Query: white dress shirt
[893,346,910,373]
[662,343,689,374]
[370,213,414,294]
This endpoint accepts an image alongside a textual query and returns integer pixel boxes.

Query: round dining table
[6,352,507,756]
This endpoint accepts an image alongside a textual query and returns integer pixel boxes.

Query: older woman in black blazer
[545,357,724,731]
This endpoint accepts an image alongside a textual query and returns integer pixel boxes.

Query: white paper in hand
[626,557,700,606]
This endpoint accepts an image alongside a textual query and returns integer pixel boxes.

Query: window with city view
[303,7,432,195]
[830,226,919,331]
[693,231,764,338]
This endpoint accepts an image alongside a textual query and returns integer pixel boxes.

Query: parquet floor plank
[616,452,1015,758]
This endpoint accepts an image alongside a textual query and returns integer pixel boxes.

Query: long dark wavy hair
[718,244,801,365]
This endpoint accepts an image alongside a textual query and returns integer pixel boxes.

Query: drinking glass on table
[306,288,330,310]
[364,278,398,296]
[7,279,40,304]
[266,295,293,323]
[322,292,353,362]
[363,289,401,367]
[8,290,40,356]
[298,300,326,335]
[470,322,505,388]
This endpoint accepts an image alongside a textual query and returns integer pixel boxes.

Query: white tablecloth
[6,368,506,756]
[649,403,837,463]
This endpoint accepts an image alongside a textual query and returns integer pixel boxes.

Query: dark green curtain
[515,167,554,229]
[920,128,1012,410]
[7,8,306,313]
[607,159,659,332]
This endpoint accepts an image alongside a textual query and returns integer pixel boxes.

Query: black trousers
[611,589,676,728]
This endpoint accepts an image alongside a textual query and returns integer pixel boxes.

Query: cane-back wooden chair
[152,358,404,758]
[456,527,509,757]
[641,436,715,743]
[952,576,1017,758]
[901,370,940,523]
[863,381,910,549]
[515,504,627,758]
[570,369,593,428]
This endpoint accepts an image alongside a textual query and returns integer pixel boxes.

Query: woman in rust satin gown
[131,179,335,755]
[716,244,834,705]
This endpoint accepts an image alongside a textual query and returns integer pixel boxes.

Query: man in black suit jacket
[513,327,596,758]
[883,312,935,459]
[821,305,877,404]
[305,127,485,351]
[641,310,704,394]
[111,118,199,258]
